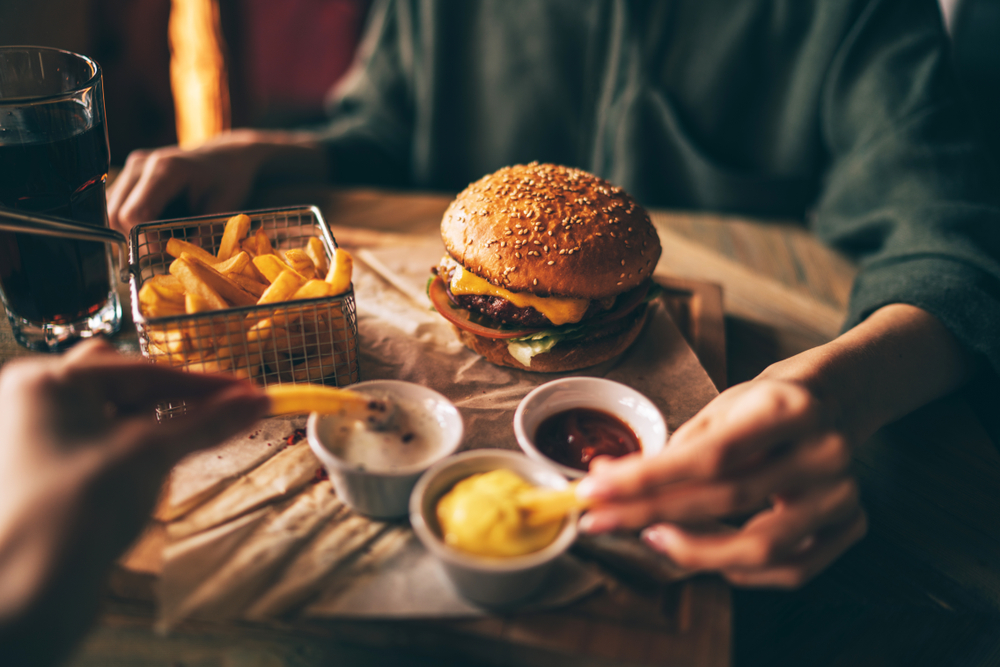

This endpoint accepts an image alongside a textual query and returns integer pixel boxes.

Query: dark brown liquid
[0,121,111,323]
[534,408,641,471]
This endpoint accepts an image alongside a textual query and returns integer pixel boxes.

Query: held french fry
[217,213,251,261]
[306,237,329,276]
[265,384,390,423]
[166,237,221,265]
[325,248,354,295]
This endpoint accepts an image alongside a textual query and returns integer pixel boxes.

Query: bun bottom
[454,305,651,373]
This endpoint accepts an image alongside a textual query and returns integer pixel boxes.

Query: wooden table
[3,187,1000,666]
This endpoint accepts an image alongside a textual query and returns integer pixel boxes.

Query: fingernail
[641,525,677,549]
[577,512,616,534]
[575,477,610,500]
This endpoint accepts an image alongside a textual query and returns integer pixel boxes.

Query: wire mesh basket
[129,206,360,416]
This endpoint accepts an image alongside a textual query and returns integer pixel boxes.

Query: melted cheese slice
[440,257,588,326]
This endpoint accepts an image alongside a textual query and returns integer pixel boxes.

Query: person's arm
[0,340,269,665]
[578,303,974,588]
[107,129,329,234]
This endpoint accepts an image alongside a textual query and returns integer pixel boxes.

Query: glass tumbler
[0,46,121,351]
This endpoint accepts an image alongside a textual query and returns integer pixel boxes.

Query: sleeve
[812,0,1000,374]
[317,0,414,187]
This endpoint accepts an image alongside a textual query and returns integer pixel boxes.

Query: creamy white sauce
[320,395,444,471]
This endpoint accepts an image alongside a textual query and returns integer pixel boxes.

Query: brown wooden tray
[110,232,730,667]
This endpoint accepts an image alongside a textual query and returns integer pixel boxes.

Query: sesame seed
[620,273,625,278]
[621,259,625,266]
[544,245,549,252]
[617,281,623,286]
[528,250,539,256]
[595,232,603,237]
[533,278,538,286]
[547,260,555,265]
[500,241,506,247]
[515,252,521,259]
[559,249,566,255]
[504,229,513,236]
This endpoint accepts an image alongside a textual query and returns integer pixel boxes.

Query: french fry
[257,270,304,306]
[212,251,251,276]
[166,238,221,265]
[291,279,335,301]
[265,384,389,421]
[253,254,307,283]
[325,248,353,295]
[239,237,258,258]
[139,282,186,318]
[306,237,329,276]
[171,257,258,308]
[144,275,186,302]
[275,353,343,383]
[227,272,268,298]
[283,249,316,279]
[239,255,269,283]
[217,214,251,261]
[254,228,273,256]
[169,258,230,311]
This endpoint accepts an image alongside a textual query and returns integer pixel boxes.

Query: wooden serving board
[109,231,729,667]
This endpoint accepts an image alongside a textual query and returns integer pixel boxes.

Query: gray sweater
[321,0,1000,373]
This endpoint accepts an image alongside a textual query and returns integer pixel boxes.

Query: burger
[429,162,662,372]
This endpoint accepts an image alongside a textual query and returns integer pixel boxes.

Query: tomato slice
[427,276,542,339]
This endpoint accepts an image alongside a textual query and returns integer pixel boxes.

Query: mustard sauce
[436,469,563,557]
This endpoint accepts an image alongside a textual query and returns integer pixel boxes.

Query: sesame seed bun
[453,304,651,373]
[440,162,661,299]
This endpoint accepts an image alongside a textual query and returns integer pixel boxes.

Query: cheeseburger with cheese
[429,162,662,372]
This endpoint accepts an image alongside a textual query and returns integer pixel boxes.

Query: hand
[0,340,269,664]
[107,129,328,234]
[576,378,867,588]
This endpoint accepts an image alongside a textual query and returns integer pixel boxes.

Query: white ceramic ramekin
[409,449,578,607]
[308,380,463,519]
[513,377,667,478]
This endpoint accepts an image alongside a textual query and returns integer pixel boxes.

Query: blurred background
[0,0,995,168]
[0,0,371,164]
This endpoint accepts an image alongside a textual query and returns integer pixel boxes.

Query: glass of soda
[0,46,122,351]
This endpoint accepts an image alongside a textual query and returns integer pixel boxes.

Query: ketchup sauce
[534,408,641,471]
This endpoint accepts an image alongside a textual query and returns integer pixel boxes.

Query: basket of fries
[129,206,360,402]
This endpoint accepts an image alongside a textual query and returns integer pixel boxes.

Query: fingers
[56,344,255,407]
[109,147,194,233]
[107,149,150,233]
[579,381,825,502]
[720,511,868,588]
[638,479,865,587]
[579,431,851,531]
[133,382,270,463]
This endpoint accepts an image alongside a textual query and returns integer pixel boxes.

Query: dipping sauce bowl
[409,449,578,607]
[513,377,668,478]
[307,380,463,518]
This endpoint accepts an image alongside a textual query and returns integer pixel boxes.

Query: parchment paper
[155,239,719,626]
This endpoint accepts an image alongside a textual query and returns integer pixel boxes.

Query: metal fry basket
[129,206,360,416]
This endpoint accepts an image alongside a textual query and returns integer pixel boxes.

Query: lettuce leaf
[506,283,663,366]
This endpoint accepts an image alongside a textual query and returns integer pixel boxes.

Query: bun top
[440,163,661,300]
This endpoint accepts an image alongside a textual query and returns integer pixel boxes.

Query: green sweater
[322,0,1000,373]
